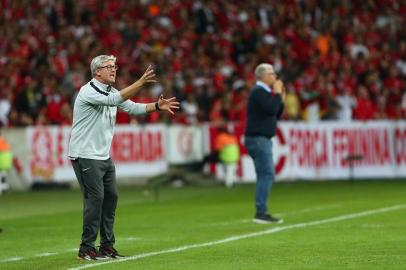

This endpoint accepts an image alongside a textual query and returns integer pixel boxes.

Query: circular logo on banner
[177,129,193,157]
[30,128,55,180]
[275,128,287,174]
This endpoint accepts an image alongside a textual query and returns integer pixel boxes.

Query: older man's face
[261,67,277,87]
[96,60,117,84]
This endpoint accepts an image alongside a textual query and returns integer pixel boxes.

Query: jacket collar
[91,78,112,92]
[256,81,272,93]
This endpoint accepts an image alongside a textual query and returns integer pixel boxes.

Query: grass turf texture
[0,180,405,270]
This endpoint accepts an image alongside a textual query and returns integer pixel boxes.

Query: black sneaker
[99,246,125,259]
[77,248,109,261]
[253,213,284,224]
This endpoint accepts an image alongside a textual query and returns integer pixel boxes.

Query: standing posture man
[69,55,179,260]
[244,63,285,224]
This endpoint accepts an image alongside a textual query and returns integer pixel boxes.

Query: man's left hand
[157,95,180,114]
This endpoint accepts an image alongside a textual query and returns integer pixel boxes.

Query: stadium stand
[0,0,405,127]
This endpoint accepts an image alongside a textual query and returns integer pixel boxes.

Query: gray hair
[90,55,116,77]
[254,63,274,79]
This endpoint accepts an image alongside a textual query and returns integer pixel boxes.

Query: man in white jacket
[69,55,179,260]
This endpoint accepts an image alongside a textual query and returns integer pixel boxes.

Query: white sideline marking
[276,204,342,217]
[36,252,58,257]
[206,205,342,227]
[1,257,22,262]
[0,205,339,263]
[0,248,80,263]
[0,236,140,263]
[67,204,406,270]
[117,237,141,241]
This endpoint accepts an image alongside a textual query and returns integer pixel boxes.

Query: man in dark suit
[244,63,285,224]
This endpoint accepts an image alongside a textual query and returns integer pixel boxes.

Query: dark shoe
[99,246,125,259]
[253,213,284,224]
[77,248,109,261]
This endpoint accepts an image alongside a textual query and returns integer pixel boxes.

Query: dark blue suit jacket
[244,84,284,138]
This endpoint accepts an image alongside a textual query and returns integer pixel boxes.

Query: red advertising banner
[207,121,406,182]
[22,121,406,183]
[26,125,167,183]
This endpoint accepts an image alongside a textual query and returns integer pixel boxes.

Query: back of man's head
[254,63,274,80]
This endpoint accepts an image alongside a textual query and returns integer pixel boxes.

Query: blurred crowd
[0,0,405,127]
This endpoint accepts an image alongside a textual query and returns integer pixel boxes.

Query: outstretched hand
[120,65,158,101]
[157,95,180,115]
[139,65,157,85]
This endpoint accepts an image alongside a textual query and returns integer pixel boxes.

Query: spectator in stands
[215,126,240,188]
[301,87,320,122]
[386,88,404,119]
[0,92,12,127]
[284,84,301,120]
[181,93,199,124]
[0,132,12,195]
[244,63,284,224]
[402,90,406,118]
[336,87,357,121]
[374,96,389,119]
[68,55,179,261]
[1,1,405,124]
[353,85,375,120]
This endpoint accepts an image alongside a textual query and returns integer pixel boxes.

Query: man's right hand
[138,65,157,85]
[120,65,157,100]
[273,80,284,94]
[273,80,286,101]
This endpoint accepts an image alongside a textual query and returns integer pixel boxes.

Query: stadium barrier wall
[2,121,406,190]
[25,124,168,184]
[207,121,406,182]
[166,124,204,164]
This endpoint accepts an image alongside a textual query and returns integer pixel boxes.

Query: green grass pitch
[0,180,405,270]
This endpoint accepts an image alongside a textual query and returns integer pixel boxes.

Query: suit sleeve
[253,90,283,116]
[277,103,284,119]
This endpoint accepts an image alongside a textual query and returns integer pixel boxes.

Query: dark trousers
[71,158,118,250]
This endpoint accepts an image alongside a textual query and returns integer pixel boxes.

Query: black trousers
[71,158,118,250]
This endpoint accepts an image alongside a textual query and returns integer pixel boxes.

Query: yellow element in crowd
[215,131,240,164]
[0,136,12,171]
